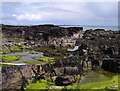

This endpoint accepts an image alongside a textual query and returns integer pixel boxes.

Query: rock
[101,58,120,73]
[2,65,36,90]
[55,75,76,86]
[2,24,83,47]
[49,86,64,89]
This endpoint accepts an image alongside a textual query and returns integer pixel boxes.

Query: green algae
[31,57,54,63]
[0,55,23,63]
[24,78,56,90]
[33,46,72,61]
[24,69,120,90]
[23,61,43,65]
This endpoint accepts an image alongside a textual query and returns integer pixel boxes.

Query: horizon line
[0,24,118,27]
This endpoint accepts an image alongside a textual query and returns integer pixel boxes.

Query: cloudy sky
[2,2,118,26]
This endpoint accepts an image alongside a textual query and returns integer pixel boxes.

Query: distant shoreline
[0,24,118,27]
[1,24,118,31]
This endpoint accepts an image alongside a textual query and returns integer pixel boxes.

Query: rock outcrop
[2,24,83,47]
[76,29,120,72]
[1,26,120,90]
[2,65,37,90]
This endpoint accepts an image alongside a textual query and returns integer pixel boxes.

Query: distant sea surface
[60,25,118,31]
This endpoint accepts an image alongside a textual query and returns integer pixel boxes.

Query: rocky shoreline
[2,24,83,47]
[1,24,120,90]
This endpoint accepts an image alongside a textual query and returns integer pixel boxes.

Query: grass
[0,55,23,63]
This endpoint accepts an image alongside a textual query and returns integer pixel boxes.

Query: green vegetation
[1,64,15,67]
[33,46,72,61]
[2,46,29,54]
[0,55,23,62]
[31,57,54,63]
[24,66,119,90]
[23,61,43,65]
[24,78,56,90]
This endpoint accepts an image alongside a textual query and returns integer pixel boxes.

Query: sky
[2,1,118,26]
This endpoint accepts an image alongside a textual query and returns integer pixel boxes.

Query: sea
[60,25,119,31]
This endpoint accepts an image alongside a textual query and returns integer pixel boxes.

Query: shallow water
[77,70,115,88]
[7,51,44,63]
[67,46,79,52]
[80,71,111,84]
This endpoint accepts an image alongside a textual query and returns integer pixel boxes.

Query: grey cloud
[2,2,118,26]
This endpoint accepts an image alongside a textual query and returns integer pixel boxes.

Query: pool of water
[7,51,44,63]
[80,71,111,84]
[77,70,116,88]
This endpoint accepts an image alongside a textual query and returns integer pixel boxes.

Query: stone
[49,86,64,89]
[55,75,76,86]
[2,65,36,90]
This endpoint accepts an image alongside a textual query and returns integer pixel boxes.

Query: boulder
[2,65,36,90]
[55,75,76,86]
